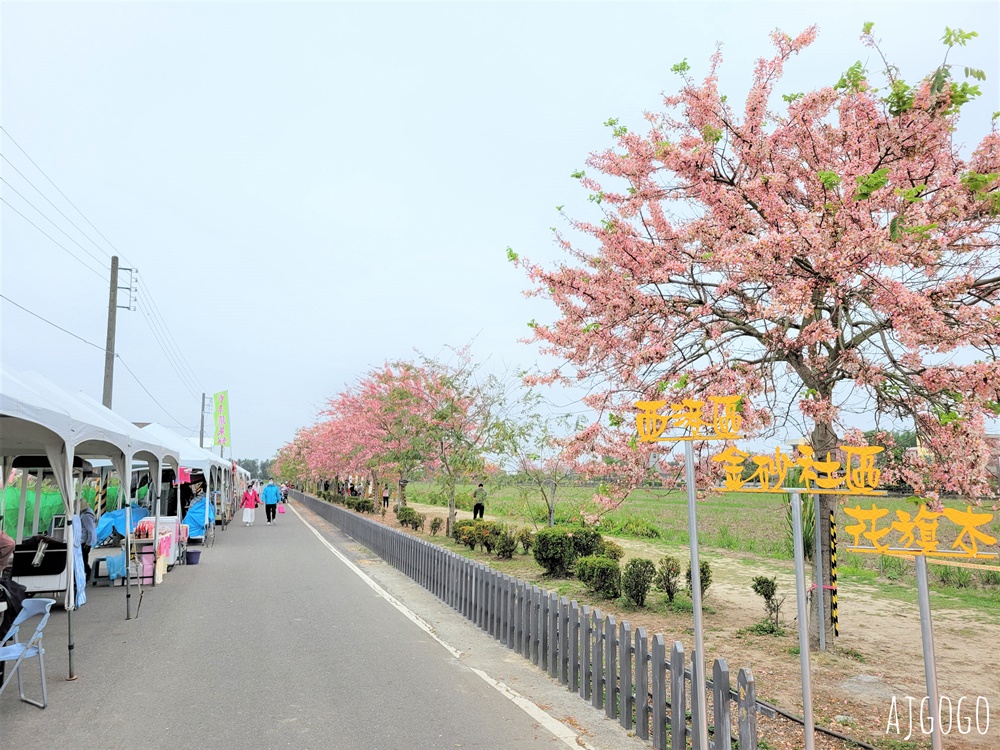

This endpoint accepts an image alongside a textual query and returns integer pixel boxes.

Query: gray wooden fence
[293,490,761,750]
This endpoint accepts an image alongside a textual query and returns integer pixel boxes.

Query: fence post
[569,601,580,692]
[548,592,559,678]
[592,608,603,710]
[636,627,649,741]
[691,651,703,750]
[652,634,667,750]
[605,615,617,720]
[737,668,757,750]
[713,659,731,750]
[580,605,592,701]
[537,588,547,667]
[620,621,632,730]
[670,641,685,750]
[526,586,537,660]
[515,581,525,654]
[559,596,570,684]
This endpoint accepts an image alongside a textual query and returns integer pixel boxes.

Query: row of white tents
[0,365,249,677]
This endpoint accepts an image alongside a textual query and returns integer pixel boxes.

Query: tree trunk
[447,482,457,538]
[810,420,839,650]
[548,483,556,527]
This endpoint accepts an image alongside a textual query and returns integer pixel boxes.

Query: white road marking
[288,502,593,750]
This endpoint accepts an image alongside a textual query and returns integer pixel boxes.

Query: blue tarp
[182,497,214,540]
[94,506,149,545]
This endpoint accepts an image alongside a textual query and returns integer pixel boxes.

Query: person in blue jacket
[262,480,282,525]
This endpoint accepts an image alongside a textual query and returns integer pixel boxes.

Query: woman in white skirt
[241,483,258,526]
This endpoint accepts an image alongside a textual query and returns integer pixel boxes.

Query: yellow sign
[712,444,886,495]
[843,503,998,560]
[635,396,743,442]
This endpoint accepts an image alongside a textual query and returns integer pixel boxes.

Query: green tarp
[1,483,148,538]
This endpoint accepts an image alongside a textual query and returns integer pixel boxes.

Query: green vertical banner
[213,390,231,447]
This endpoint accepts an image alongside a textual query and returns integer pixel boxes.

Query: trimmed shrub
[459,526,478,550]
[655,555,682,602]
[568,526,602,558]
[623,558,656,606]
[475,522,503,554]
[576,555,621,599]
[495,528,517,559]
[597,539,625,561]
[396,506,420,529]
[452,519,476,540]
[533,528,577,576]
[430,517,443,536]
[355,498,375,514]
[685,560,713,599]
[517,527,534,554]
[751,575,784,630]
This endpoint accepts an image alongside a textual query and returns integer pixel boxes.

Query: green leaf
[782,92,804,103]
[608,413,624,427]
[942,27,978,48]
[570,170,585,179]
[854,168,891,200]
[835,61,868,92]
[884,79,914,116]
[603,117,619,128]
[895,185,926,203]
[889,215,902,241]
[582,322,600,333]
[817,170,841,189]
[960,172,1000,192]
[671,58,690,75]
[862,21,875,34]
[587,191,605,205]
[673,374,689,390]
[985,401,1000,416]
[556,205,564,211]
[901,223,939,237]
[702,125,723,143]
[506,247,519,263]
[527,319,537,329]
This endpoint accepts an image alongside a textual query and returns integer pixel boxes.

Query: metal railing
[292,490,761,750]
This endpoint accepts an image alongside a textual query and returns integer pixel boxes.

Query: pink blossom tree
[518,24,1000,642]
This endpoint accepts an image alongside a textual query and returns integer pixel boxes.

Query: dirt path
[398,501,1000,748]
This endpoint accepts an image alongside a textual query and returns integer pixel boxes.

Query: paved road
[1,502,642,750]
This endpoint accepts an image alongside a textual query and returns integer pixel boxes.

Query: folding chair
[0,598,56,708]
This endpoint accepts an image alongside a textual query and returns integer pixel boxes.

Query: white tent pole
[32,469,43,536]
[67,472,79,681]
[16,472,27,543]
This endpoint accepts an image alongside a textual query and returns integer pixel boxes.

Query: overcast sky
[2,0,997,459]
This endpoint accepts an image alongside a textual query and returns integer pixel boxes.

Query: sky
[2,0,998,459]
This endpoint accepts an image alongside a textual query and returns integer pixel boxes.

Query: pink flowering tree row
[274,350,515,534]
[516,24,1000,642]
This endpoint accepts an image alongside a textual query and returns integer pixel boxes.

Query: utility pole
[199,392,206,448]
[101,256,136,409]
[102,256,119,408]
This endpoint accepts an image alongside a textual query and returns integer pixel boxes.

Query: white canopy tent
[140,423,231,538]
[0,367,177,677]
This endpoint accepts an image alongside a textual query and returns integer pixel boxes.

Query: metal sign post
[683,441,710,750]
[790,491,816,750]
[814,495,825,651]
[915,556,943,750]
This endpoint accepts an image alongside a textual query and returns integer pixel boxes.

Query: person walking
[381,484,390,509]
[241,484,258,526]
[472,483,486,520]
[79,503,97,583]
[262,479,281,525]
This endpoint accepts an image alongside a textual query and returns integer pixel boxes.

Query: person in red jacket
[241,483,259,526]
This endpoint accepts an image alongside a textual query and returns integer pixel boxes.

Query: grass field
[405,480,1000,610]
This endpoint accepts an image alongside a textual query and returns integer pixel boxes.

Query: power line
[0,127,130,266]
[0,197,108,281]
[1,175,110,270]
[1,293,195,431]
[137,277,206,392]
[115,354,195,431]
[135,295,202,398]
[0,293,105,351]
[1,129,205,393]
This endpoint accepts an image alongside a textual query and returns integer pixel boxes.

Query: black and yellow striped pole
[830,509,839,637]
